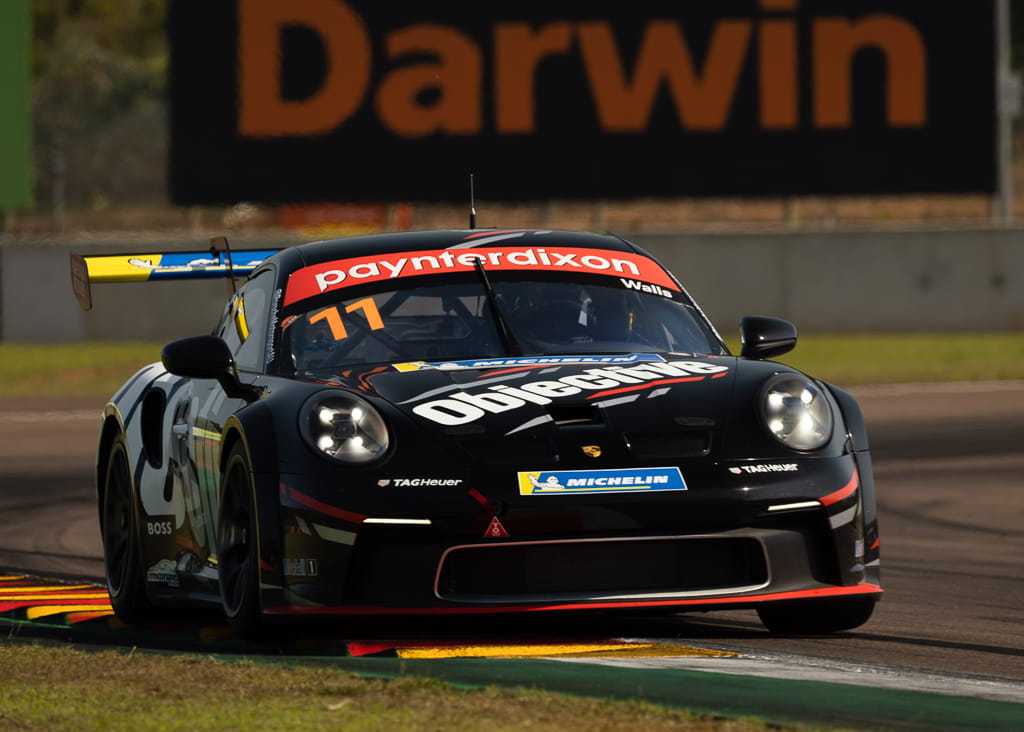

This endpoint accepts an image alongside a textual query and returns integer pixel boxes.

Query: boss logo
[146,520,173,536]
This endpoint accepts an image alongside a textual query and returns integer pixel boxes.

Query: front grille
[436,536,767,602]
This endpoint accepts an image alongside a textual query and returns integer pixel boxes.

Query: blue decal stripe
[395,354,665,372]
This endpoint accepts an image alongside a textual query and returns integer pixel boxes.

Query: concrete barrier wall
[0,235,303,343]
[640,229,1024,334]
[2,228,1024,343]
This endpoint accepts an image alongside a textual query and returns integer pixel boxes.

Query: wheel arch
[96,410,127,524]
[221,402,278,476]
[219,424,247,478]
[219,404,285,620]
[823,382,880,579]
[824,382,870,452]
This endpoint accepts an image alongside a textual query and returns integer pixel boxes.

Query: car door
[180,270,275,569]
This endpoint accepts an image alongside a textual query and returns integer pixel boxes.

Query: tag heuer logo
[581,445,602,458]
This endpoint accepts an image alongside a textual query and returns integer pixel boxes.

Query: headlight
[760,374,833,451]
[299,392,389,464]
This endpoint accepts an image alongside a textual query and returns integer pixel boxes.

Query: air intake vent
[458,436,558,464]
[546,403,602,426]
[437,537,767,602]
[626,431,711,459]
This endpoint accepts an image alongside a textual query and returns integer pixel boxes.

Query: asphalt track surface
[2,383,1023,716]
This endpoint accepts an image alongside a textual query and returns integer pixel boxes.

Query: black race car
[71,229,881,635]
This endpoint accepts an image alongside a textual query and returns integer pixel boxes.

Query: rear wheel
[756,596,877,634]
[218,442,261,636]
[101,436,153,624]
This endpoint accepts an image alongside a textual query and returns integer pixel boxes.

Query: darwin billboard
[169,0,996,203]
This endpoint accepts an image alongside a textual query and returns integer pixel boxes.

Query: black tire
[218,442,261,636]
[756,596,877,634]
[101,436,153,624]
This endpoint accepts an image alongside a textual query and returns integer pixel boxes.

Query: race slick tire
[101,436,154,624]
[756,596,877,634]
[217,442,261,637]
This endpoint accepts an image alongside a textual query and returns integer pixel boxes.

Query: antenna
[469,173,476,229]
[210,236,236,295]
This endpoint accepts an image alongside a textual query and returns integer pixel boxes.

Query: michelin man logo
[528,474,566,491]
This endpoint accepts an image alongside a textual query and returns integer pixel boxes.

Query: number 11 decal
[308,298,384,341]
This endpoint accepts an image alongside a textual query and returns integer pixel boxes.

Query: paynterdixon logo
[283,244,678,305]
[518,467,686,495]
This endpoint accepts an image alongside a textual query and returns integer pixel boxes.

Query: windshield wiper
[473,259,523,356]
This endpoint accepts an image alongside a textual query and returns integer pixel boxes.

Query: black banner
[168,1,996,203]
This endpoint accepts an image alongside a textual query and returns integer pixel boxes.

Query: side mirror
[161,335,260,402]
[739,316,798,360]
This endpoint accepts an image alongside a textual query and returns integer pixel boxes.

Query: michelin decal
[393,353,664,372]
[519,467,687,495]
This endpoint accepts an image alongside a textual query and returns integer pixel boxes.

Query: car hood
[359,354,745,465]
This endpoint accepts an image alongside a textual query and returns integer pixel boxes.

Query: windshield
[276,275,724,377]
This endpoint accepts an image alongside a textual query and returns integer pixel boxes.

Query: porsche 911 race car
[71,229,880,635]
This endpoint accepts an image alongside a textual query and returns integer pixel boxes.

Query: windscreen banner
[168,0,996,203]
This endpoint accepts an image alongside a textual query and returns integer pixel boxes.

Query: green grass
[0,643,794,731]
[0,342,163,397]
[1,335,1023,398]
[729,333,1024,386]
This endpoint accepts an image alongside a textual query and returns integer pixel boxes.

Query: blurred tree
[1013,0,1024,69]
[32,0,168,228]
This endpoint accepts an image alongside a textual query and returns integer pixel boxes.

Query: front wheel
[101,436,153,624]
[218,442,261,636]
[756,596,877,634]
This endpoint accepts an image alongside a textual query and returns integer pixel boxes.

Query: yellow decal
[232,295,250,341]
[81,254,166,283]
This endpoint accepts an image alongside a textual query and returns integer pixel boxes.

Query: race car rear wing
[70,236,280,310]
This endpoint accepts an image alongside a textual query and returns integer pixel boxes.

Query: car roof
[286,229,642,268]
